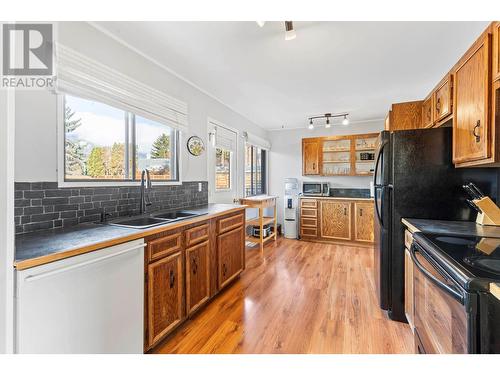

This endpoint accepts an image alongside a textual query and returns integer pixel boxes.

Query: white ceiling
[94,21,489,130]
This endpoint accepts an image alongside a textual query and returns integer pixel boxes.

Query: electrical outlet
[198,182,202,192]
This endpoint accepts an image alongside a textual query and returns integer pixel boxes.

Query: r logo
[2,23,53,76]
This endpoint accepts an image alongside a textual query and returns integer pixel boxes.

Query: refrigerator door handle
[373,140,388,187]
[374,185,384,229]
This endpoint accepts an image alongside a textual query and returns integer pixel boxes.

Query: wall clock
[187,136,205,156]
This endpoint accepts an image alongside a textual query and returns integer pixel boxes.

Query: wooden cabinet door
[354,202,374,242]
[493,22,500,83]
[453,33,492,164]
[434,75,453,122]
[422,94,434,128]
[217,226,244,289]
[185,240,210,315]
[302,139,320,175]
[147,251,184,348]
[320,200,351,240]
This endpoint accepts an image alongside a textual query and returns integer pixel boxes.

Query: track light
[342,115,349,126]
[285,21,296,41]
[325,117,331,128]
[308,119,314,130]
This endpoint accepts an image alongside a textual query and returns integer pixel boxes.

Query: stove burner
[434,236,476,246]
[464,256,500,275]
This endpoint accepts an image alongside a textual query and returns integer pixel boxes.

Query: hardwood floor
[153,237,414,354]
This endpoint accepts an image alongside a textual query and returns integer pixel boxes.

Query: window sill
[57,180,183,188]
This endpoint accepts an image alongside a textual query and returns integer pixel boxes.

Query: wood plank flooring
[153,237,414,354]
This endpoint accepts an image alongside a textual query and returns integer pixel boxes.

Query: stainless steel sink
[108,217,168,229]
[107,210,207,229]
[152,210,201,221]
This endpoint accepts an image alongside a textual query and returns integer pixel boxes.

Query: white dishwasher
[15,239,145,353]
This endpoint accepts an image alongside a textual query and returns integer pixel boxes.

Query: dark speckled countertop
[15,204,245,269]
[402,218,500,238]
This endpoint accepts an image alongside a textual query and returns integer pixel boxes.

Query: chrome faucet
[140,169,152,214]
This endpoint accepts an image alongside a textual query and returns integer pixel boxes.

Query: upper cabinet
[302,138,320,175]
[421,94,434,128]
[452,31,492,166]
[302,133,378,177]
[384,100,423,131]
[434,74,453,123]
[493,22,500,83]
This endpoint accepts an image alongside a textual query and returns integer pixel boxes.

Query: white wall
[0,89,15,353]
[268,120,384,225]
[15,22,269,191]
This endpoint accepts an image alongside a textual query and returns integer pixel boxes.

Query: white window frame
[244,142,269,197]
[57,95,183,188]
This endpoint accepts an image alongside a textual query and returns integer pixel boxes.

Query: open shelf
[246,217,275,226]
[355,147,376,151]
[245,232,276,243]
[323,160,350,164]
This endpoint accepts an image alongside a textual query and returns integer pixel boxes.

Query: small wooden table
[239,195,278,252]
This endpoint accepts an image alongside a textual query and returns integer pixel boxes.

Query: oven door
[411,243,471,354]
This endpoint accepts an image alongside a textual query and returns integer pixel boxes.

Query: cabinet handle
[360,208,363,216]
[473,120,481,143]
[192,257,197,275]
[436,98,441,113]
[313,162,316,170]
[169,269,175,288]
[344,207,347,216]
[222,263,227,277]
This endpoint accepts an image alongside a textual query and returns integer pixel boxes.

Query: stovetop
[413,232,500,291]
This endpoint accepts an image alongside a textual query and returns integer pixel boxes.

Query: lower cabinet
[185,240,210,316]
[320,200,351,240]
[144,210,246,351]
[354,202,374,242]
[147,251,184,349]
[217,226,245,289]
[299,198,374,244]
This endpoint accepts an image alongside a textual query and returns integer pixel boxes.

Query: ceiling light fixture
[256,21,266,28]
[307,113,349,129]
[284,21,296,41]
[342,115,349,126]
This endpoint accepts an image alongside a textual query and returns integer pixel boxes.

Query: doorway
[207,120,239,204]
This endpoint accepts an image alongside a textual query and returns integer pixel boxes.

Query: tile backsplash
[14,181,208,234]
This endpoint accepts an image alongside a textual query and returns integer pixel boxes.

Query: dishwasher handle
[24,243,146,283]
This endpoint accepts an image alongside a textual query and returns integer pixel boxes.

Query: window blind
[55,44,188,132]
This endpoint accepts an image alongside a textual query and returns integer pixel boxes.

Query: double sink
[107,210,207,229]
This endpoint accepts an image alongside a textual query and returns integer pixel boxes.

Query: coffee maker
[283,178,299,239]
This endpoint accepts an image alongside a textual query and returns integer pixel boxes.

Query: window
[215,147,231,190]
[63,95,179,182]
[245,144,267,196]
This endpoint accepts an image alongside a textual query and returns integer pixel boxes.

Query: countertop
[402,218,500,238]
[15,204,245,270]
[402,217,500,300]
[300,195,373,201]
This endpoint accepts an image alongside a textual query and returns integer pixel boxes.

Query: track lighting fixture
[307,113,349,129]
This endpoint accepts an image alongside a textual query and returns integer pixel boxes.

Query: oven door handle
[410,244,465,304]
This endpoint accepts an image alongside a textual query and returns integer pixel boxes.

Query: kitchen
[1,7,500,371]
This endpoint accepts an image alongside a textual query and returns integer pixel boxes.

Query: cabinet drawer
[185,223,209,247]
[147,232,182,262]
[301,199,318,208]
[405,230,413,249]
[301,208,317,218]
[301,217,317,227]
[301,227,317,237]
[217,213,244,234]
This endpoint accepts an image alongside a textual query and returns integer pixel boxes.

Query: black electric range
[412,232,500,353]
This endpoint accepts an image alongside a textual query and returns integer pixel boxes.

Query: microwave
[302,182,329,196]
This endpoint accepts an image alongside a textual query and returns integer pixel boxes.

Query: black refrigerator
[373,127,499,322]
